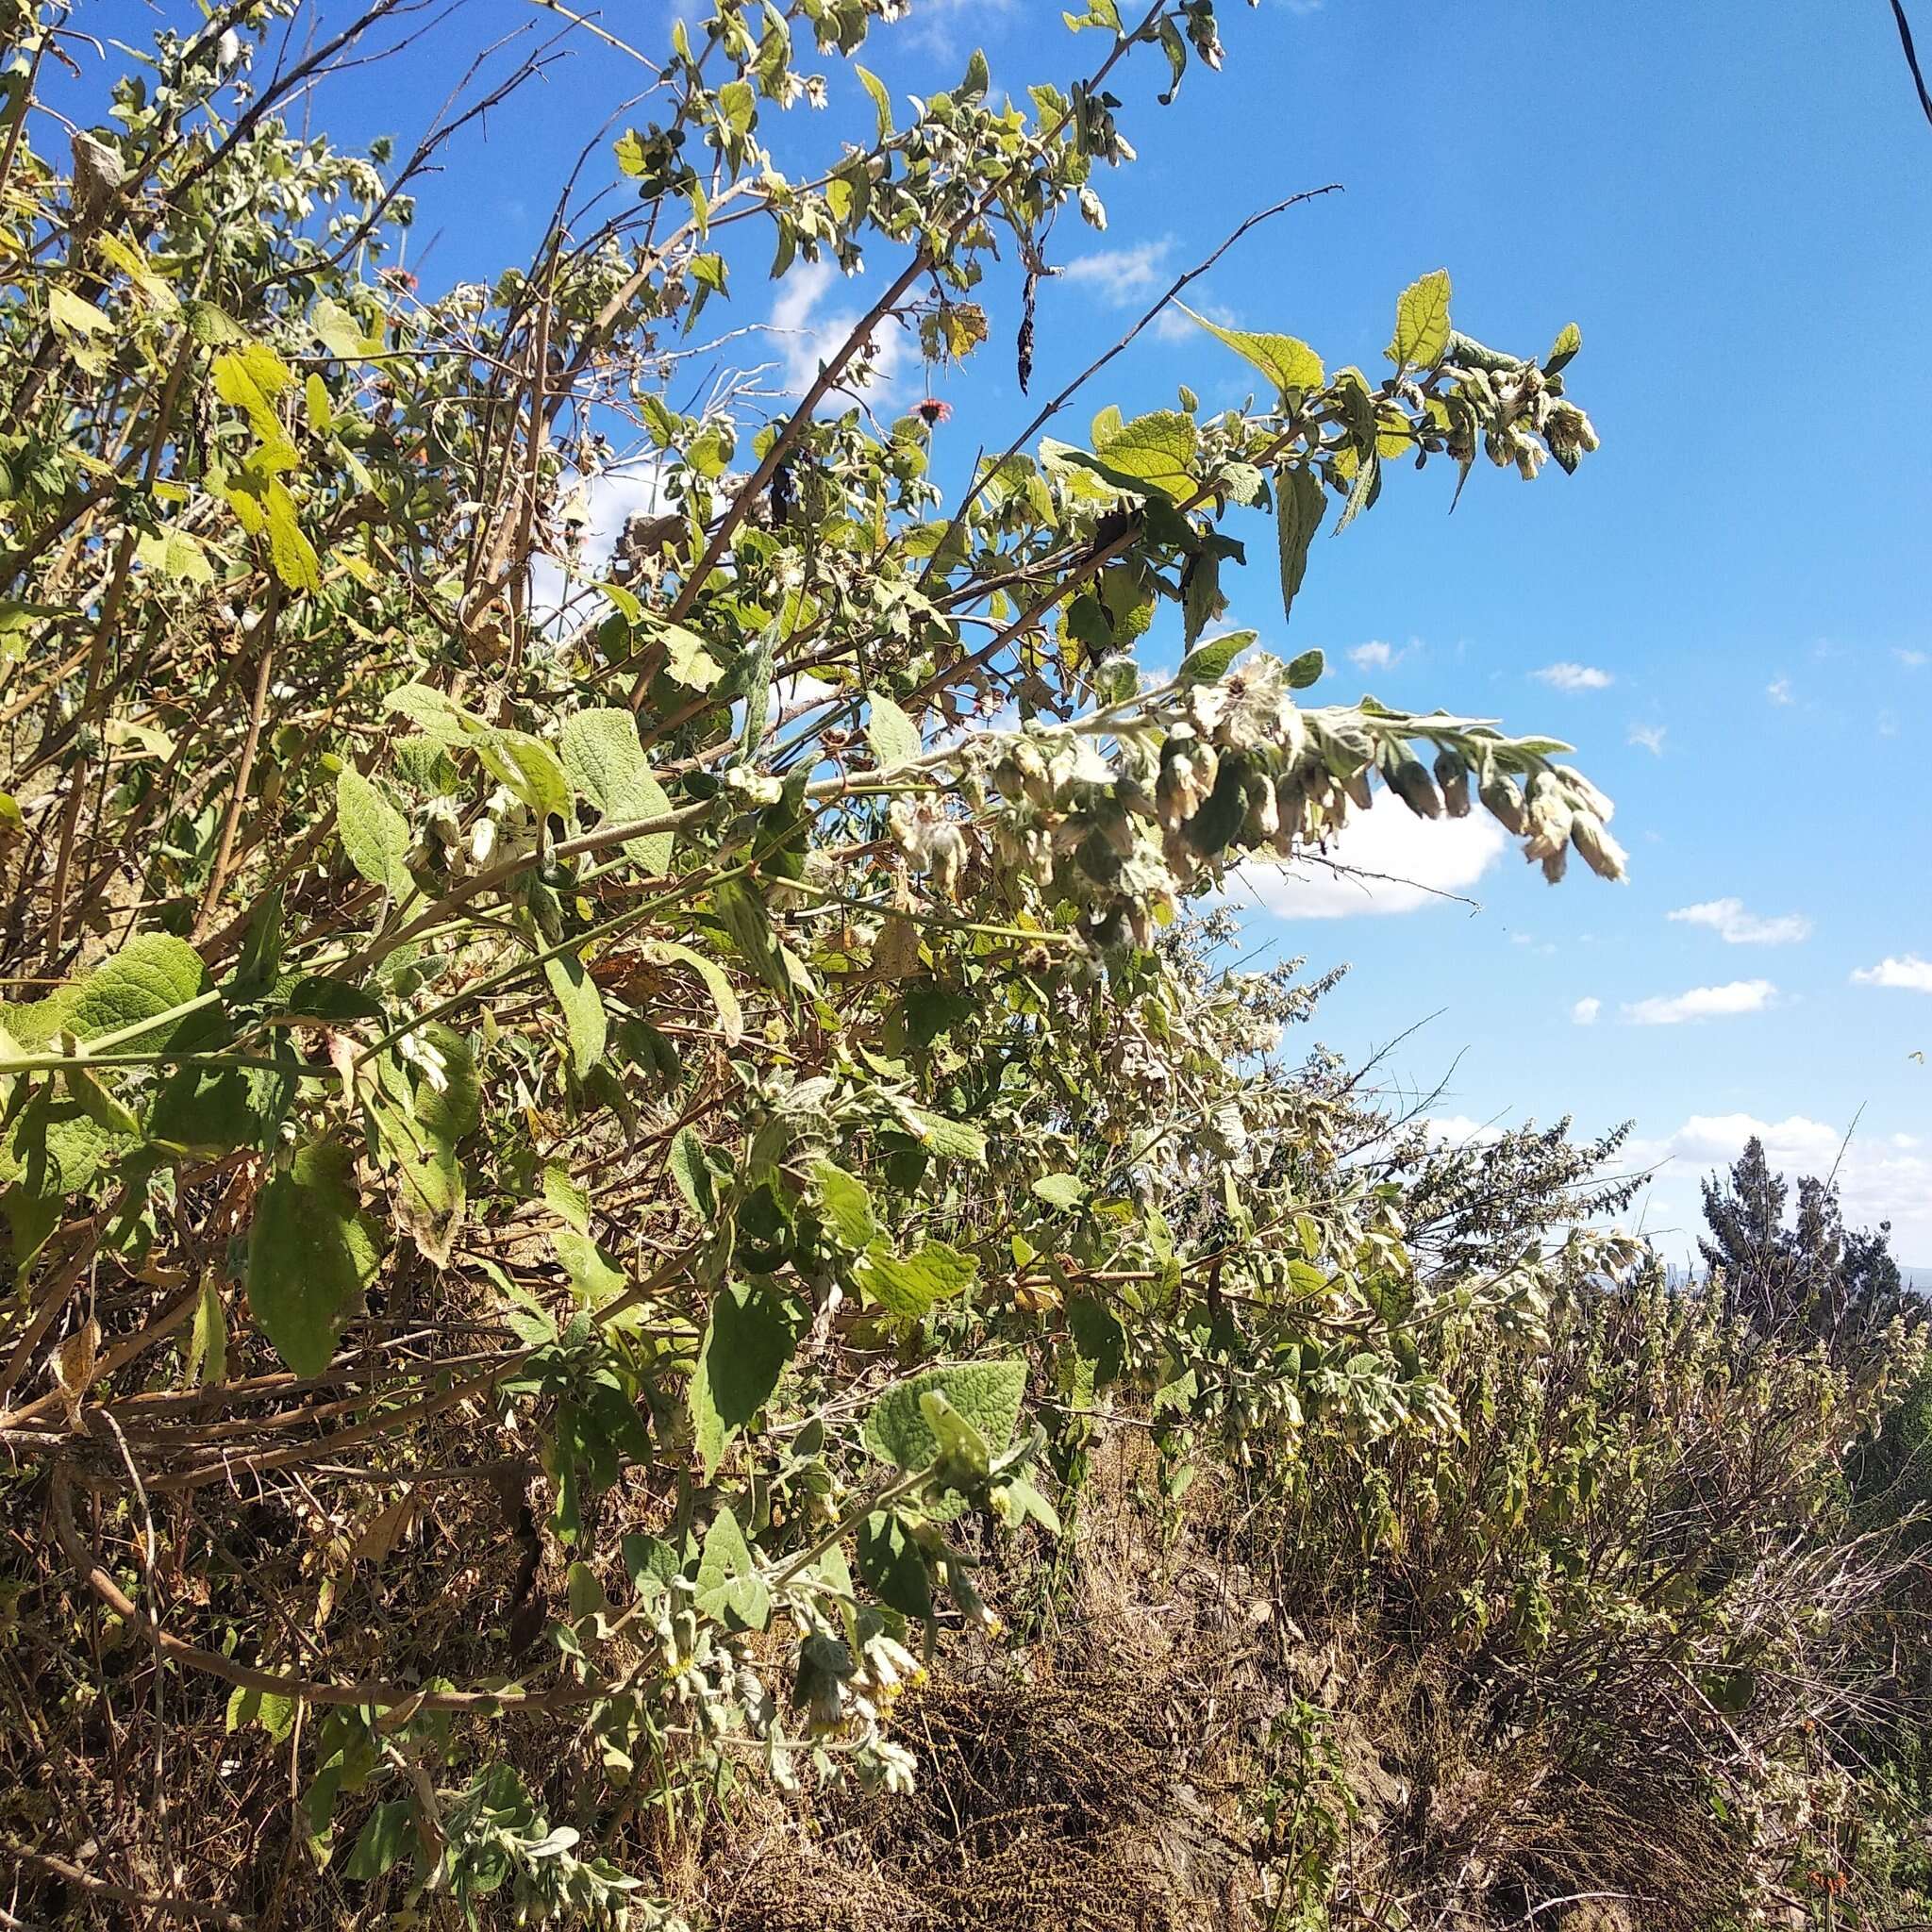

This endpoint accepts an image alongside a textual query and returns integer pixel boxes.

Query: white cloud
[1627,724,1667,757]
[1422,1114,1503,1147]
[1895,648,1926,669]
[770,258,908,400]
[1852,955,1932,993]
[1624,1112,1932,1259]
[1667,897,1812,946]
[1622,979,1776,1025]
[1572,996,1602,1025]
[1532,661,1612,692]
[1348,640,1406,672]
[1767,675,1793,705]
[1230,806,1507,920]
[1058,237,1174,306]
[527,460,669,619]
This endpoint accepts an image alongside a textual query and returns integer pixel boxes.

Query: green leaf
[52,932,208,1048]
[1176,629,1257,687]
[245,1140,382,1376]
[857,1239,978,1318]
[811,1159,875,1249]
[1544,320,1582,375]
[711,876,787,993]
[1068,1292,1125,1388]
[1031,1173,1089,1211]
[134,526,215,585]
[542,951,607,1078]
[855,63,893,142]
[48,286,111,338]
[691,1280,797,1478]
[1333,446,1379,536]
[476,728,569,826]
[863,1358,1027,1473]
[148,1021,298,1156]
[1091,408,1198,499]
[343,1799,413,1882]
[857,1509,931,1620]
[658,621,724,691]
[311,296,381,362]
[892,1103,988,1164]
[1276,465,1325,625]
[1285,648,1324,691]
[541,1163,589,1233]
[668,1126,716,1222]
[363,1026,477,1268]
[560,708,674,874]
[865,691,922,771]
[183,1274,227,1389]
[1177,304,1324,400]
[211,341,297,449]
[693,1506,771,1630]
[553,1229,625,1309]
[1388,269,1452,371]
[336,768,414,898]
[622,1531,682,1601]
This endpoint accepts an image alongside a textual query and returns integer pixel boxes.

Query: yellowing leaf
[1389,268,1452,371]
[1178,304,1324,400]
[865,691,922,771]
[212,341,297,447]
[48,286,111,336]
[1091,408,1198,499]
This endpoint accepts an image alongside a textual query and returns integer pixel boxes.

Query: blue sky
[78,0,1932,1257]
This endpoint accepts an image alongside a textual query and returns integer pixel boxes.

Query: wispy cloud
[1627,723,1667,757]
[1852,955,1932,993]
[769,258,908,400]
[1622,979,1776,1025]
[1895,648,1926,669]
[1348,640,1407,672]
[1532,661,1612,692]
[1667,897,1812,946]
[1058,237,1174,306]
[1767,675,1793,705]
[1572,996,1602,1025]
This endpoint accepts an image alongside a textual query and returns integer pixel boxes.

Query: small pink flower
[915,397,952,427]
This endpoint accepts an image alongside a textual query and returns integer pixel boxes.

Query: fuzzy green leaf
[693,1506,771,1629]
[691,1280,797,1479]
[543,950,608,1078]
[560,708,674,874]
[336,768,414,898]
[245,1141,381,1376]
[863,1357,1027,1473]
[857,1239,978,1318]
[1276,465,1325,625]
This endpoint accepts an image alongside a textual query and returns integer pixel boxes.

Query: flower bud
[1569,809,1628,882]
[1388,759,1442,820]
[1433,750,1472,818]
[1479,772,1525,833]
